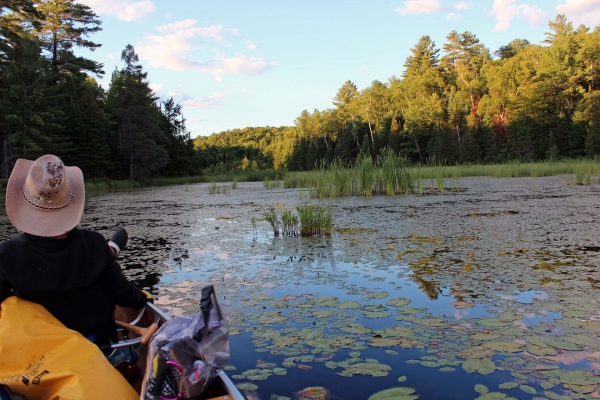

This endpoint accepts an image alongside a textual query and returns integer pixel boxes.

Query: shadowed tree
[107,44,167,180]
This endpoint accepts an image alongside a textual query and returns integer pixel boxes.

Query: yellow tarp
[0,296,138,400]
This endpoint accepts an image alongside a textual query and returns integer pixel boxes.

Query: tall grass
[296,203,332,236]
[262,205,332,237]
[283,156,600,198]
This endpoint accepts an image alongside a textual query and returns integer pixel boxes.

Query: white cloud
[209,92,226,100]
[453,2,470,10]
[199,53,271,75]
[520,4,548,28]
[492,0,548,31]
[244,40,257,50]
[183,92,227,109]
[214,76,223,82]
[393,0,442,15]
[446,12,461,20]
[164,91,225,109]
[136,20,272,75]
[78,0,156,21]
[556,0,600,26]
[149,83,164,94]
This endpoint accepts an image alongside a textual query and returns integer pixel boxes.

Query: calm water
[1,176,599,400]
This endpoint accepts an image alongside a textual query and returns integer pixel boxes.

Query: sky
[75,0,600,138]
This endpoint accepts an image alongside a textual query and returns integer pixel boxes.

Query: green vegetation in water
[263,178,281,189]
[262,204,332,237]
[208,181,228,194]
[284,157,600,197]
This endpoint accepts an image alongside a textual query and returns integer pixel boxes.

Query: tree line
[0,0,196,180]
[2,3,599,181]
[197,15,600,171]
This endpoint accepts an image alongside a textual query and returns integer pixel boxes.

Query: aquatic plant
[263,208,280,235]
[296,203,332,236]
[232,177,238,189]
[281,210,299,236]
[356,154,373,196]
[209,180,218,194]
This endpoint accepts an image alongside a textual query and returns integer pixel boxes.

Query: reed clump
[283,156,600,197]
[262,205,332,237]
[296,203,332,236]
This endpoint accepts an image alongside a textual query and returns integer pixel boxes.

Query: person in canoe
[0,154,147,348]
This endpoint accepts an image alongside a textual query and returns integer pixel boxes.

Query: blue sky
[76,0,600,138]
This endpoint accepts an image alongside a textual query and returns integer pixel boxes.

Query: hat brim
[6,159,85,237]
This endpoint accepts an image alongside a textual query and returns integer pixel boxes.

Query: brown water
[1,176,599,400]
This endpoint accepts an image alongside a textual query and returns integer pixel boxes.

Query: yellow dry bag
[0,296,138,400]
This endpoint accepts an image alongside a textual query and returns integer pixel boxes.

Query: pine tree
[107,44,168,179]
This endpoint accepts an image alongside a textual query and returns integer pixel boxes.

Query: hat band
[22,180,73,211]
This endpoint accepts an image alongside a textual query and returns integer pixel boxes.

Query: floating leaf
[413,318,446,327]
[236,382,258,390]
[340,323,372,334]
[462,358,496,375]
[273,335,298,347]
[368,387,417,400]
[312,310,333,318]
[563,383,597,393]
[345,363,392,377]
[478,318,513,327]
[439,367,456,372]
[482,342,523,353]
[338,301,361,310]
[386,298,411,307]
[498,382,518,390]
[367,291,390,299]
[458,346,496,359]
[474,384,489,395]
[559,370,600,385]
[475,393,507,400]
[519,385,536,394]
[369,338,400,348]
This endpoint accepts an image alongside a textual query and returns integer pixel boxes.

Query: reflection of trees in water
[410,265,441,300]
[267,236,338,279]
[412,274,441,300]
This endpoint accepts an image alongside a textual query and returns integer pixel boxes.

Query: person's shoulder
[0,234,28,255]
[75,229,107,244]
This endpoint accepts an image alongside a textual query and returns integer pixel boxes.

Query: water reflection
[1,177,600,399]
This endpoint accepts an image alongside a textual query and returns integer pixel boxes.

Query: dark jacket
[0,228,146,343]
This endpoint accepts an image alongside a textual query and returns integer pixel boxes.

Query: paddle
[115,320,159,345]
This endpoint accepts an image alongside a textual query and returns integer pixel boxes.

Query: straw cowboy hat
[5,154,85,237]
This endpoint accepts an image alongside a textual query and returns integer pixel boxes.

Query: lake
[1,176,599,400]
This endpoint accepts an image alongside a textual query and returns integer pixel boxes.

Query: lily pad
[462,358,496,375]
[482,342,523,353]
[386,298,411,307]
[559,369,600,385]
[236,382,258,390]
[368,387,418,400]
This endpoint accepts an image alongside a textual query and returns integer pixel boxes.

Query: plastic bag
[141,285,230,400]
[0,296,138,400]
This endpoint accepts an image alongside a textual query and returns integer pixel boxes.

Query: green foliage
[296,203,332,236]
[1,8,600,185]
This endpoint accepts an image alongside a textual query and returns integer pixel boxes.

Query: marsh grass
[296,203,332,236]
[263,178,282,189]
[284,157,600,197]
[232,178,238,189]
[262,205,331,237]
[263,208,280,235]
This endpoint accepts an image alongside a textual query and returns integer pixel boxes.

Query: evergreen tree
[107,44,167,179]
[35,0,103,77]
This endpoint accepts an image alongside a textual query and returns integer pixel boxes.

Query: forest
[1,1,599,181]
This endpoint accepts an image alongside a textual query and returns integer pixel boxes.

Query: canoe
[113,301,245,400]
